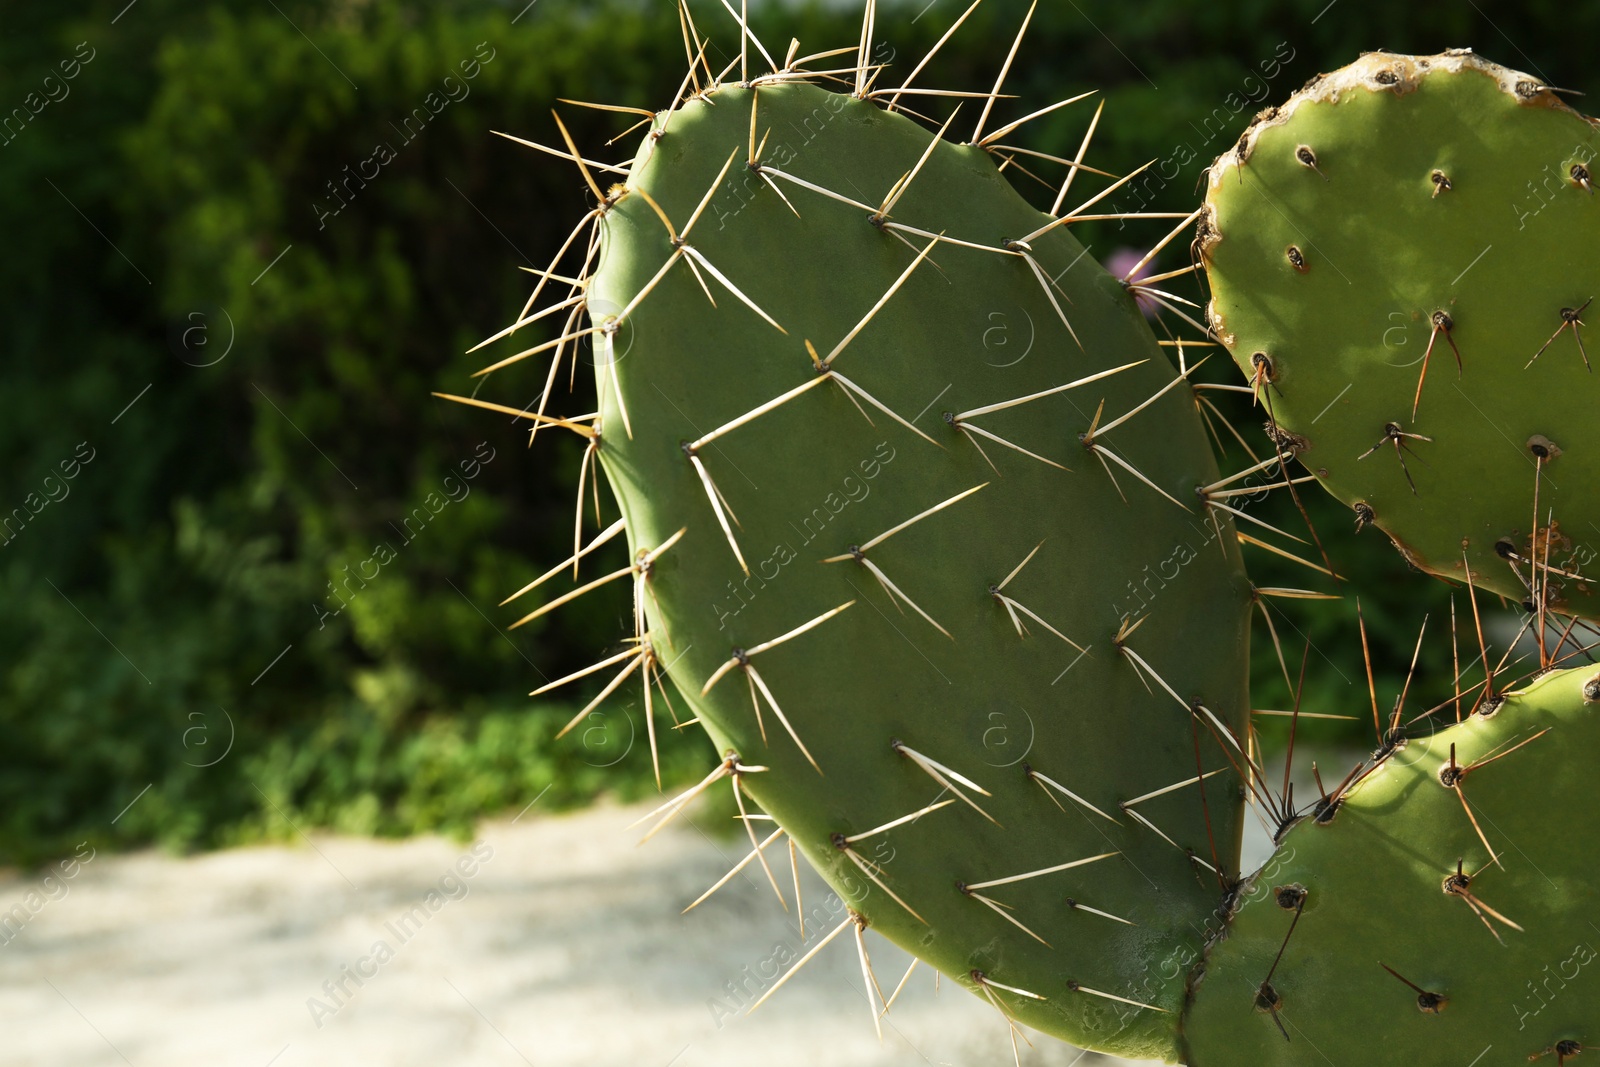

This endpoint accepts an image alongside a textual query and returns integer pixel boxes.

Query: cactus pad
[1202,51,1600,619]
[497,69,1257,1058]
[1184,664,1600,1065]
[593,81,1259,1059]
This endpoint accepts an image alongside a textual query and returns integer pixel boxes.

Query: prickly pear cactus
[1201,51,1600,619]
[474,34,1257,1063]
[1184,664,1600,1065]
[593,83,1257,1059]
[464,16,1600,1066]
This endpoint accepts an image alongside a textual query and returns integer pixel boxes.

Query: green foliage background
[3,0,1592,865]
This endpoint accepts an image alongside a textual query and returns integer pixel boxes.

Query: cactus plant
[456,14,1600,1066]
[452,10,1262,1059]
[1183,664,1600,1066]
[1201,50,1600,621]
[1185,50,1600,1063]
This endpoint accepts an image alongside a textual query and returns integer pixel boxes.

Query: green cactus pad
[1183,664,1600,1065]
[1202,51,1600,619]
[557,80,1255,1058]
